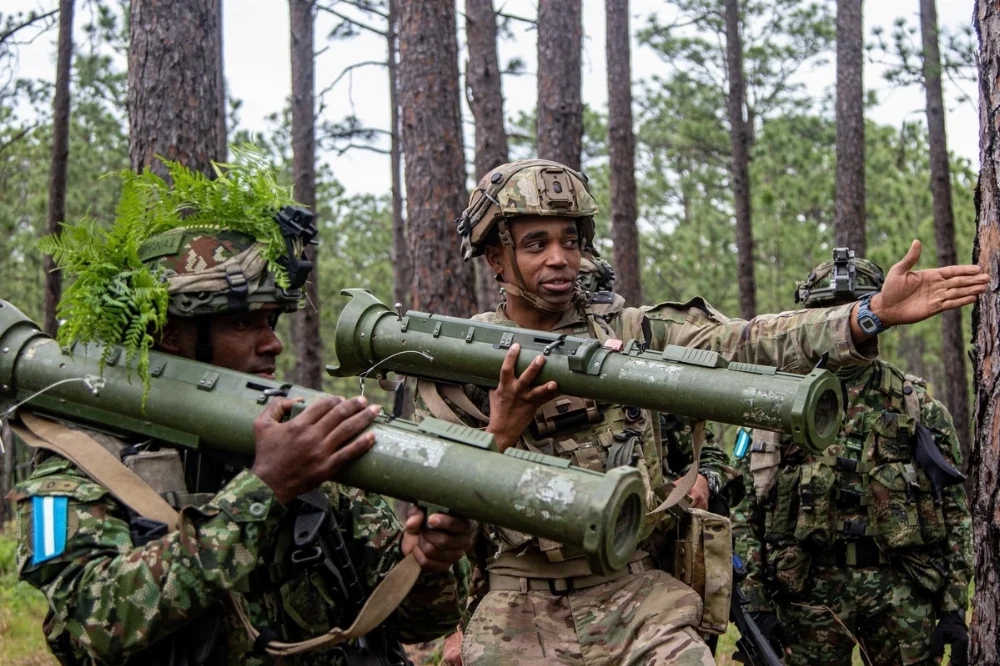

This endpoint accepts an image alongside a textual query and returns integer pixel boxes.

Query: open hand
[485,344,560,452]
[401,506,477,573]
[866,240,988,331]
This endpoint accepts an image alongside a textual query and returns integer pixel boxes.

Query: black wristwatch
[856,293,886,335]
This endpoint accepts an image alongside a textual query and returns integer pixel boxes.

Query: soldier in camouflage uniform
[9,169,473,665]
[732,249,972,666]
[422,159,985,666]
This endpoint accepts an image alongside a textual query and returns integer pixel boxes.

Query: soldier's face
[208,308,284,378]
[487,216,581,308]
[158,306,284,379]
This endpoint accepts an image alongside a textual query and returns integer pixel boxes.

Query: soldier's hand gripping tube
[328,290,844,455]
[0,300,643,574]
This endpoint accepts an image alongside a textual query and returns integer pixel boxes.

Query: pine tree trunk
[399,0,476,316]
[724,0,756,319]
[835,0,866,254]
[606,0,641,307]
[388,0,411,311]
[971,3,1000,662]
[920,0,970,466]
[289,0,322,389]
[466,0,508,313]
[536,0,582,170]
[44,0,74,337]
[128,0,226,179]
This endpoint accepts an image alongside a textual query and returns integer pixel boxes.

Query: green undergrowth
[0,525,56,666]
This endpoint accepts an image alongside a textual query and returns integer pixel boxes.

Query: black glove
[749,611,784,654]
[931,610,968,666]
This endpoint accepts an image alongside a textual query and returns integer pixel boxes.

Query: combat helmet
[42,145,313,384]
[138,206,315,319]
[456,159,599,311]
[795,247,885,308]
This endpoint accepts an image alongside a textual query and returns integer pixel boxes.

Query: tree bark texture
[605,0,641,307]
[289,0,322,389]
[834,0,866,255]
[971,3,1000,662]
[466,0,508,313]
[399,0,476,316]
[388,0,412,310]
[920,0,971,465]
[128,0,226,179]
[724,0,756,319]
[536,0,583,170]
[44,0,74,337]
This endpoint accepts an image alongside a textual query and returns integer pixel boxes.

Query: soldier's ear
[485,244,504,278]
[156,318,194,357]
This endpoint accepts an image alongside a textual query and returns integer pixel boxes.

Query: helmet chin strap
[496,219,583,314]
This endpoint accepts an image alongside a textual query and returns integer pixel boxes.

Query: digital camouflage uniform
[10,225,468,665]
[11,450,467,665]
[733,362,971,666]
[732,251,972,666]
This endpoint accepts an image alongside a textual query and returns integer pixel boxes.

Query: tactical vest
[417,297,697,561]
[416,294,733,634]
[749,363,949,592]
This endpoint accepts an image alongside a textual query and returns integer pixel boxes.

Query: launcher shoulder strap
[13,412,179,528]
[15,412,423,658]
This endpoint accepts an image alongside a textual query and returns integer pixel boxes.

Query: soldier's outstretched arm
[642,241,988,374]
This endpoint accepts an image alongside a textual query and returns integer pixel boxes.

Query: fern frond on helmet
[39,144,303,391]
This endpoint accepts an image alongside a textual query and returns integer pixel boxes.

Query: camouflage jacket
[414,293,872,571]
[11,428,468,666]
[733,361,972,615]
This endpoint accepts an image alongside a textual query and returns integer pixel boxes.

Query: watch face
[859,314,879,334]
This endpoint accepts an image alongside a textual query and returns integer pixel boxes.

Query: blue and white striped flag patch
[32,496,69,565]
[733,429,752,459]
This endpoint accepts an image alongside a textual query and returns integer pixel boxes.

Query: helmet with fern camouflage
[43,145,313,387]
[795,248,885,308]
[138,211,314,318]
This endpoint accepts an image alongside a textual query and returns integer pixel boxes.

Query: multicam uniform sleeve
[918,394,972,614]
[11,456,286,663]
[639,299,877,373]
[731,459,773,613]
[340,486,468,643]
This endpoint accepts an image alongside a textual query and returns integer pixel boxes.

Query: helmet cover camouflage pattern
[795,248,885,308]
[577,256,616,294]
[138,227,302,317]
[456,159,599,259]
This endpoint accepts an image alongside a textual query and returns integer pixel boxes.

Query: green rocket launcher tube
[0,300,644,574]
[328,289,844,455]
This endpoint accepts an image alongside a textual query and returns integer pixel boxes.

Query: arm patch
[31,496,69,564]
